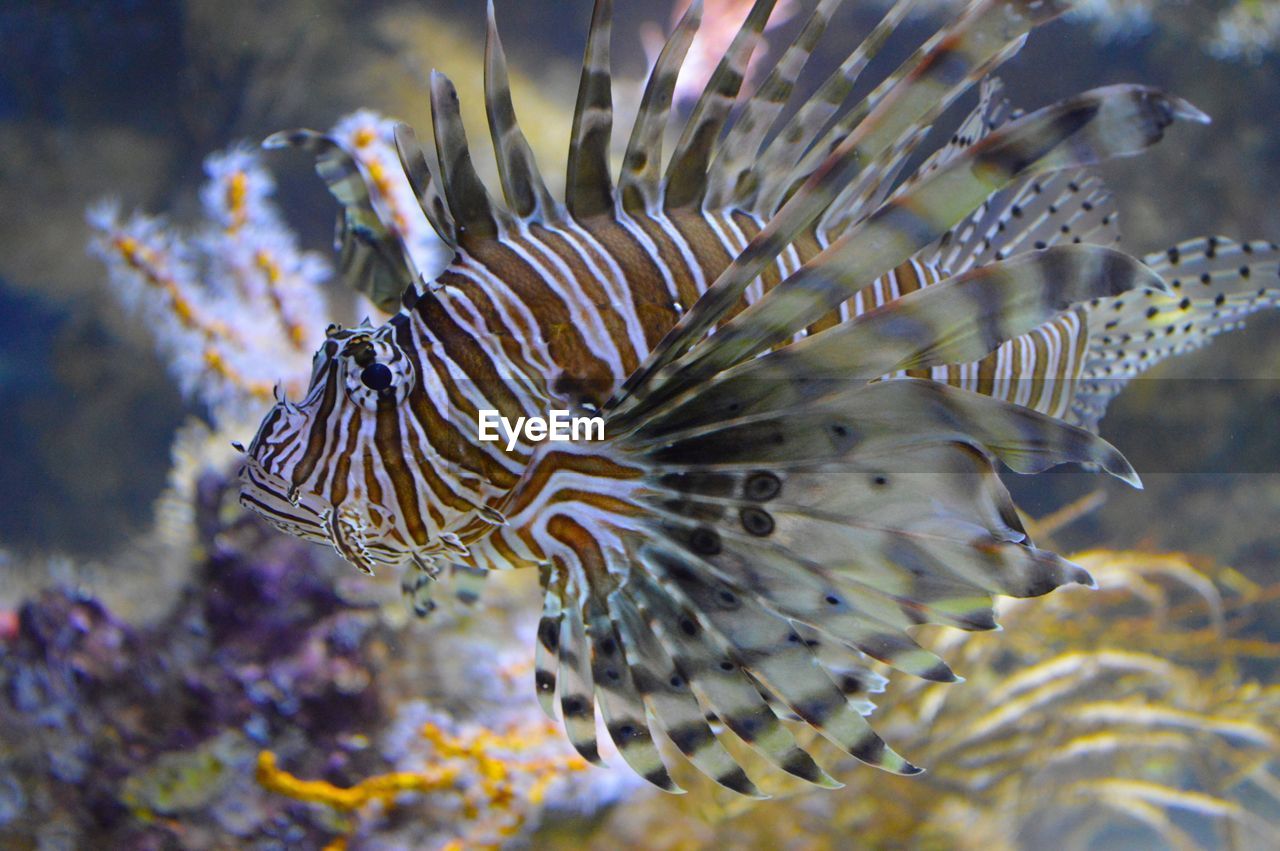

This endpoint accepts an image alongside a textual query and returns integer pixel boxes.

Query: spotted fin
[928,170,1121,275]
[633,376,1139,484]
[621,569,841,788]
[526,374,1123,790]
[639,542,922,775]
[609,584,767,796]
[1071,237,1280,430]
[534,420,1094,787]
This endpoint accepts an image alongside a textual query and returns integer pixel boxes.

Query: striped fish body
[241,215,1090,572]
[240,0,1279,794]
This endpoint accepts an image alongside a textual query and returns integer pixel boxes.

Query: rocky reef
[0,465,633,849]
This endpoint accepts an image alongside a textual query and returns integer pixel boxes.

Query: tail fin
[1070,237,1280,430]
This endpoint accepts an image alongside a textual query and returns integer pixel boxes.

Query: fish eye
[338,332,415,409]
[360,363,394,391]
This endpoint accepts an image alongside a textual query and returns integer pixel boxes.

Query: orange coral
[255,750,460,812]
[256,714,590,849]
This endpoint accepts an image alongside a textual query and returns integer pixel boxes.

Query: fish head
[238,320,423,572]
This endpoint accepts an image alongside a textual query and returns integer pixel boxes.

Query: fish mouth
[237,460,332,545]
[238,458,420,570]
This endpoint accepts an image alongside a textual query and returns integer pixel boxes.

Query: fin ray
[485,0,558,222]
[566,0,616,220]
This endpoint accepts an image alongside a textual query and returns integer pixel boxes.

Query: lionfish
[239,0,1280,795]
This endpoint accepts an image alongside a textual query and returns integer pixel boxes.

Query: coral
[88,110,453,427]
[0,470,394,849]
[256,709,592,849]
[89,146,330,423]
[0,464,634,849]
[892,550,1280,849]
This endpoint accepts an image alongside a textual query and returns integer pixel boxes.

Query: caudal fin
[1072,237,1280,430]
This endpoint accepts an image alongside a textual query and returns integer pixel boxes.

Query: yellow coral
[90,146,330,422]
[255,750,460,812]
[257,713,589,848]
[109,234,240,347]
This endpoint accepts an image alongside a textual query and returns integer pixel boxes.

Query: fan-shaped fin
[707,0,846,211]
[624,570,842,787]
[609,586,767,796]
[635,376,1139,485]
[429,71,505,243]
[620,0,703,215]
[566,0,616,221]
[640,543,922,775]
[484,0,558,222]
[647,527,957,677]
[664,0,778,211]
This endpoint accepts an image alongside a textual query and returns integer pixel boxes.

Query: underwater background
[1,0,1279,847]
